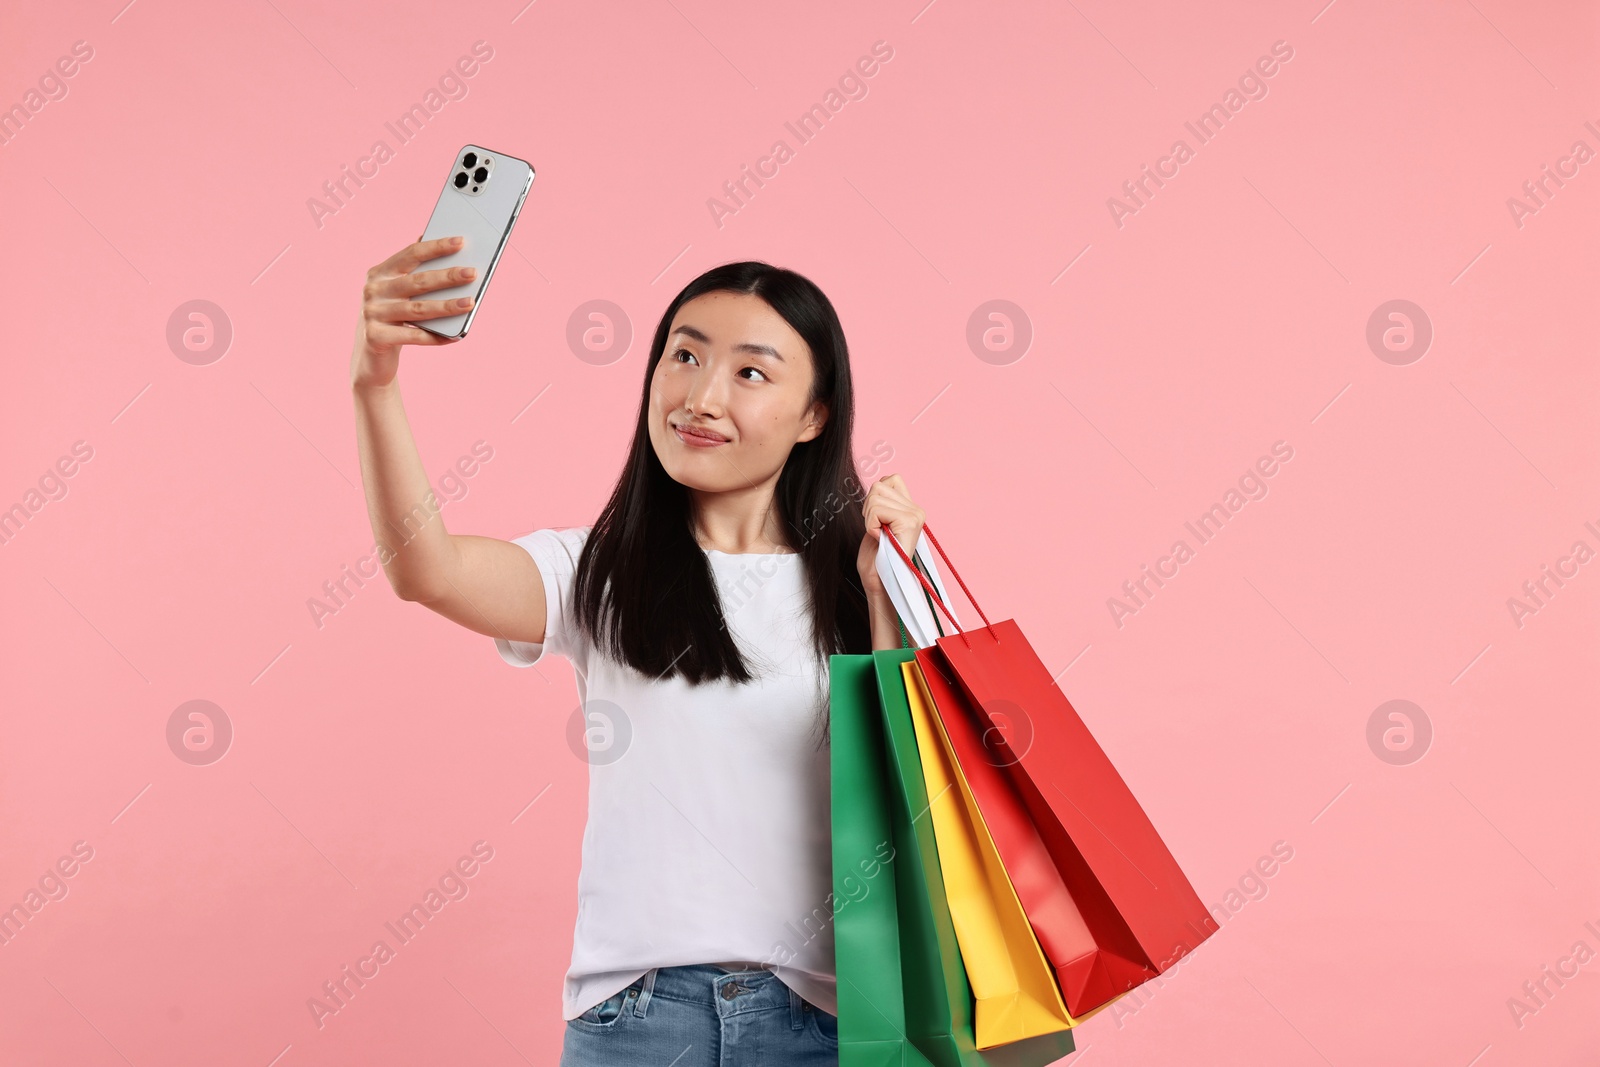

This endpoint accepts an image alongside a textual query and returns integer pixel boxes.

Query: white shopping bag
[875,530,959,648]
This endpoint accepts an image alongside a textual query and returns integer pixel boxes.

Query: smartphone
[408,145,535,339]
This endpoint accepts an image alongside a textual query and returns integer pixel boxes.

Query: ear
[796,401,829,443]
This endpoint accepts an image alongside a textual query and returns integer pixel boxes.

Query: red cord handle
[882,523,997,644]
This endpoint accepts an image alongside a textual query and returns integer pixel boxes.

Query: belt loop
[633,968,658,1018]
[789,984,806,1030]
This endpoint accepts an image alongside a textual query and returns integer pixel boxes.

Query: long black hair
[571,261,873,690]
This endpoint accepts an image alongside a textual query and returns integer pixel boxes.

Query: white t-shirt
[493,526,838,1021]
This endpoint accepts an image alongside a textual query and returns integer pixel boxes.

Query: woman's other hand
[856,473,925,605]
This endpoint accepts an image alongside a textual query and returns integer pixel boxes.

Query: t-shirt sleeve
[493,526,592,669]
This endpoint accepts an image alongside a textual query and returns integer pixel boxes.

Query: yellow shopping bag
[903,659,1096,1048]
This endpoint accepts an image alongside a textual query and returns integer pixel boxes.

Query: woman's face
[648,290,828,494]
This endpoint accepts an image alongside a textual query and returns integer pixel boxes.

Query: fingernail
[464,267,477,279]
[457,298,473,309]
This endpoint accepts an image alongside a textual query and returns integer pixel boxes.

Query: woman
[349,237,926,1066]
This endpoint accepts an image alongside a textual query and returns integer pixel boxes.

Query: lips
[671,421,730,446]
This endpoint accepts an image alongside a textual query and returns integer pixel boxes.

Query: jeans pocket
[807,1004,839,1047]
[569,982,638,1032]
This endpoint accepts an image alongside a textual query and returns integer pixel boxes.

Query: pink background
[2,0,1596,1063]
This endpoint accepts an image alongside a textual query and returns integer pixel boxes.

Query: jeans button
[721,981,739,1000]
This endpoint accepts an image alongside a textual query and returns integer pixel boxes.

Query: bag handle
[883,524,997,644]
[898,553,944,648]
[920,554,948,640]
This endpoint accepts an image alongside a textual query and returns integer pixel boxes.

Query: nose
[683,362,728,418]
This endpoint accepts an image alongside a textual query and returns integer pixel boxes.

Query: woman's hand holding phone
[346,231,551,649]
[349,236,477,390]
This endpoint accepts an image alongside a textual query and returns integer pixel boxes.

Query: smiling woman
[348,248,929,1066]
[657,310,809,454]
[580,268,870,686]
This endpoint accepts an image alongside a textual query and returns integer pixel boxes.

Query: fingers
[365,321,462,348]
[860,473,924,550]
[866,498,923,530]
[379,235,467,277]
[365,263,478,301]
[356,237,472,357]
[863,473,916,513]
[865,507,923,556]
[371,295,475,324]
[404,264,479,295]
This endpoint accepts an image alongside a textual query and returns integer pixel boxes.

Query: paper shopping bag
[869,649,1076,1065]
[883,527,1219,1018]
[830,652,919,1066]
[878,530,1155,1016]
[916,646,1148,1019]
[876,530,960,648]
[901,658,1093,1047]
[830,651,1076,1067]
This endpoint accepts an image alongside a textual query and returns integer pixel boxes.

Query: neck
[689,476,792,554]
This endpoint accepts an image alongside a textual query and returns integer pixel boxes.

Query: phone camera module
[454,151,495,196]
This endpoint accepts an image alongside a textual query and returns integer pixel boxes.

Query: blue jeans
[559,963,839,1066]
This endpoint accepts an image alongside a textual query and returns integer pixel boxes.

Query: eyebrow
[670,324,785,362]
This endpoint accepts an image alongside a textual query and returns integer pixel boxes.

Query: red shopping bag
[886,525,1218,1017]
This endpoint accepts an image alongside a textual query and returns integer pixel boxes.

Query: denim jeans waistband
[627,964,813,1028]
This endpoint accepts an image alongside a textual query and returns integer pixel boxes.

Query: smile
[672,423,730,448]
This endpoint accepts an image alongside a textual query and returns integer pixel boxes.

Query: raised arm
[348,237,547,646]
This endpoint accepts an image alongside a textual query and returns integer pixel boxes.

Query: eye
[738,366,769,382]
[669,348,698,365]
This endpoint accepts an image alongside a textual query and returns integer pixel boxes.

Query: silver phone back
[410,145,534,339]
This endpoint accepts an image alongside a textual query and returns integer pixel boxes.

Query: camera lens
[462,152,477,168]
[473,166,489,183]
[453,171,469,188]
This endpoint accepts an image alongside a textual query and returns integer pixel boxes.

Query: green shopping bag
[830,649,1076,1067]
